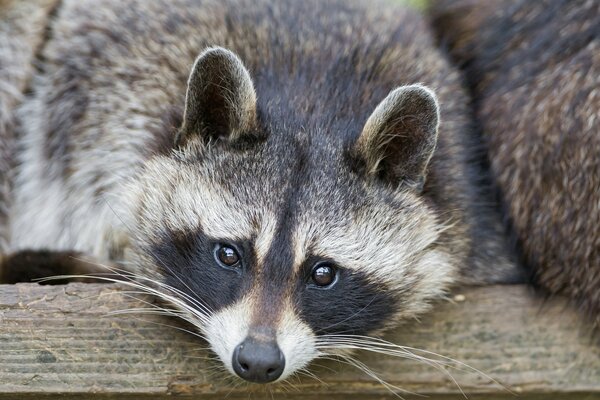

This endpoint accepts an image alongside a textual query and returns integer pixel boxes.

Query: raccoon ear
[176,47,257,146]
[353,84,439,190]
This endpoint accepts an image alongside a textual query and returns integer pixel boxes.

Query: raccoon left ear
[176,47,257,146]
[353,84,439,190]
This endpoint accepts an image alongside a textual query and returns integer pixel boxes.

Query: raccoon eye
[310,263,337,287]
[215,244,241,268]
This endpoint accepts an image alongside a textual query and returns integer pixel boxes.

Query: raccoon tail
[0,0,61,252]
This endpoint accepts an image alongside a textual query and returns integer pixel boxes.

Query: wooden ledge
[0,283,598,399]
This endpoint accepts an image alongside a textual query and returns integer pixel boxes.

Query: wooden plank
[0,283,598,399]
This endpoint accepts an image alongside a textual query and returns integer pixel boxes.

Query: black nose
[232,337,285,383]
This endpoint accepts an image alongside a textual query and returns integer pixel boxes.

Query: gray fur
[430,0,600,327]
[0,0,59,253]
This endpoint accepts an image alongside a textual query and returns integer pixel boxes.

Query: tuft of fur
[430,0,600,326]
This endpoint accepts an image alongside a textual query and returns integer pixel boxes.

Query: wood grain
[0,283,598,399]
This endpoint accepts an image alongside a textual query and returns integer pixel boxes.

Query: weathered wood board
[0,283,598,399]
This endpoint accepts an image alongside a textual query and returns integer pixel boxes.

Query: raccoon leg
[0,250,113,284]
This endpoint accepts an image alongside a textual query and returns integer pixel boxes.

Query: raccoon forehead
[292,195,444,281]
[129,155,278,261]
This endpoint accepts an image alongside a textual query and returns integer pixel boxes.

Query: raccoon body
[2,0,521,383]
[430,0,600,326]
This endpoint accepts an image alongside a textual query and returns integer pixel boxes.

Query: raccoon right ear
[176,47,257,146]
[353,85,439,190]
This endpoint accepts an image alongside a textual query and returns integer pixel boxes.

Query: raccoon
[429,0,600,327]
[1,0,522,384]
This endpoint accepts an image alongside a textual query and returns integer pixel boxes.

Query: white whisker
[315,333,510,396]
[38,272,211,329]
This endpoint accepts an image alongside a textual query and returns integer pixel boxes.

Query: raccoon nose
[232,337,285,383]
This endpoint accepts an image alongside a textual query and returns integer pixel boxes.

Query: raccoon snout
[232,336,285,383]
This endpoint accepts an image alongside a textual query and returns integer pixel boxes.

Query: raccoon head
[128,47,455,384]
